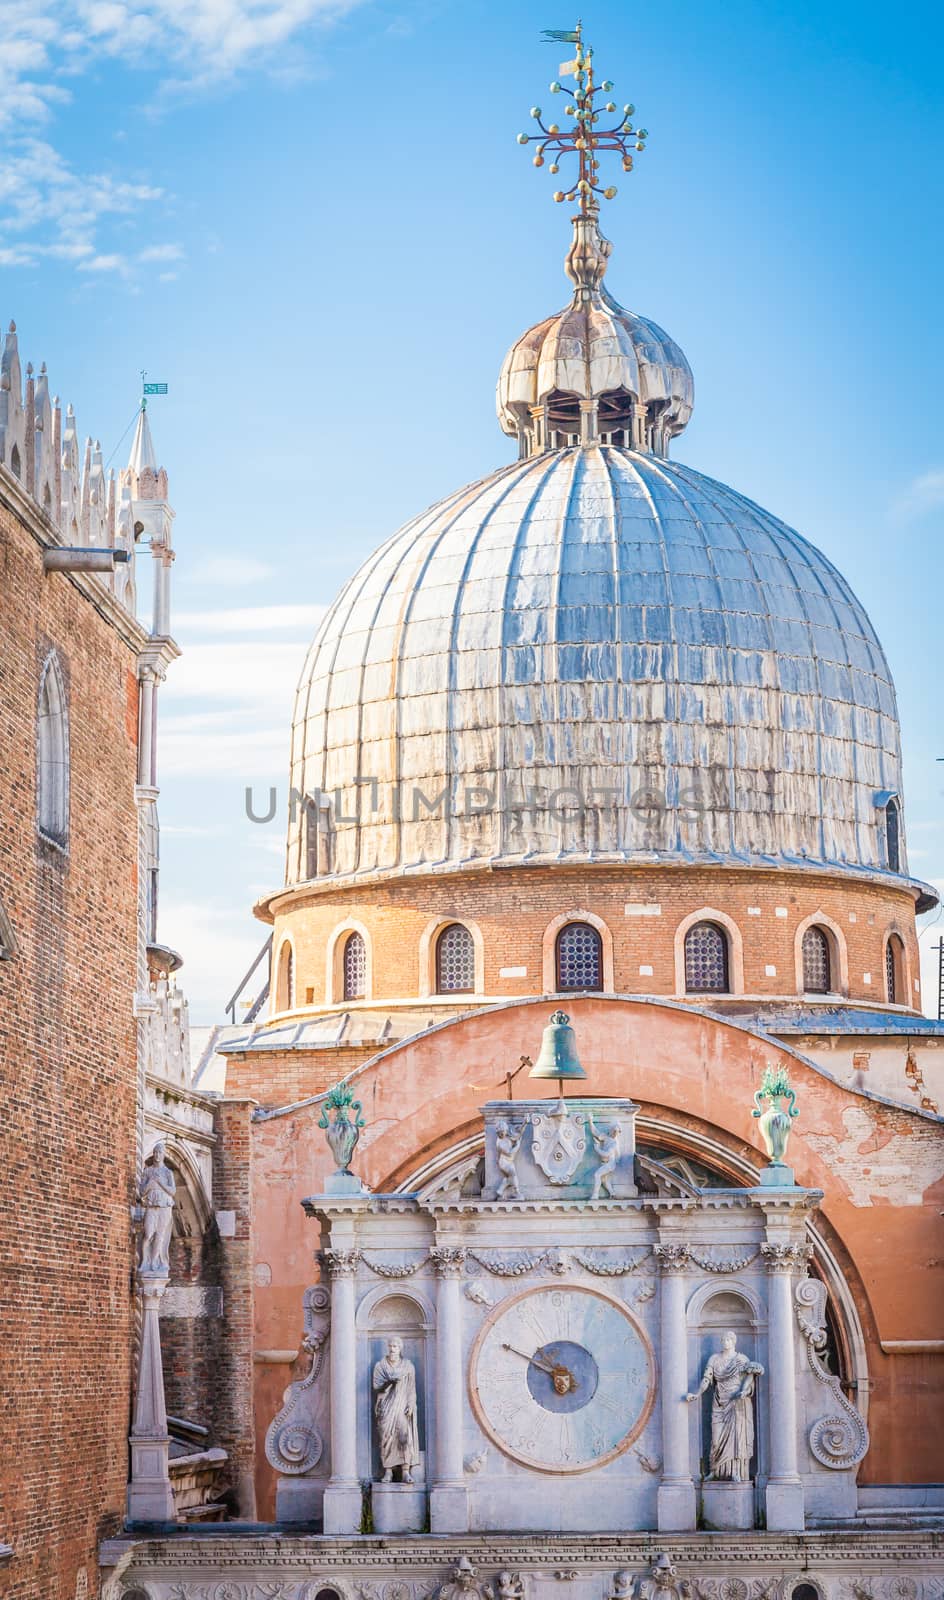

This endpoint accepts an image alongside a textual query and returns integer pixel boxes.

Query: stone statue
[138,1140,176,1275]
[686,1330,764,1482]
[372,1337,420,1483]
[586,1112,619,1199]
[495,1119,523,1200]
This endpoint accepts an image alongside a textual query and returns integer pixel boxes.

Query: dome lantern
[499,28,693,460]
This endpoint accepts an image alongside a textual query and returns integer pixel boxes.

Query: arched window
[275,940,294,1011]
[885,934,904,1004]
[801,925,831,994]
[37,653,68,845]
[684,921,729,993]
[342,931,366,1000]
[10,443,21,479]
[556,921,603,992]
[435,923,475,994]
[885,798,901,873]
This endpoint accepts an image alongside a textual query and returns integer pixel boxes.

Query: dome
[287,444,904,887]
[497,215,694,458]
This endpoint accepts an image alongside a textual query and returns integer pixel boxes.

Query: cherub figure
[586,1113,619,1199]
[495,1119,523,1200]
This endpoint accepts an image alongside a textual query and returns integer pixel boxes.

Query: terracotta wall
[265,865,921,1013]
[243,995,944,1514]
[0,486,140,1599]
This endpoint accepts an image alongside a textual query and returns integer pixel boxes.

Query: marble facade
[254,1096,869,1539]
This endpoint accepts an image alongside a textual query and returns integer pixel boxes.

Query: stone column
[430,1245,469,1533]
[655,1243,696,1531]
[321,1247,363,1534]
[127,1275,174,1522]
[762,1241,808,1531]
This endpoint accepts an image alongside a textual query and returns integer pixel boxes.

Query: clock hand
[500,1342,575,1385]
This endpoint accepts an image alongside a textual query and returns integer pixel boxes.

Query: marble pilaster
[430,1245,469,1533]
[654,1243,696,1532]
[321,1247,362,1535]
[763,1240,809,1531]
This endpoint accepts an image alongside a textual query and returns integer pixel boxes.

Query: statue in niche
[137,1140,176,1275]
[373,1336,420,1483]
[586,1112,619,1199]
[685,1329,764,1482]
[495,1120,524,1200]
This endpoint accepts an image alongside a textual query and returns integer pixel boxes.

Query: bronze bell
[529,1009,587,1081]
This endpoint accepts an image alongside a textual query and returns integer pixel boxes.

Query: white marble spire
[128,402,159,476]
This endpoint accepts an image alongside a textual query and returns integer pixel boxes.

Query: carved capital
[762,1241,812,1274]
[430,1245,467,1278]
[321,1246,360,1278]
[654,1243,690,1274]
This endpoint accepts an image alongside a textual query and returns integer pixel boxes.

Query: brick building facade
[0,327,147,1600]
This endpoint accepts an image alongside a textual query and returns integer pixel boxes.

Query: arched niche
[686,1285,766,1489]
[356,1288,433,1485]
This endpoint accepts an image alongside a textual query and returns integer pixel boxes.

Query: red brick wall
[267,864,922,1013]
[0,483,141,1600]
[211,1099,257,1517]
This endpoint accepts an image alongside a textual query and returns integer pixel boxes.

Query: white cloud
[158,896,267,1020]
[187,554,275,586]
[165,639,305,702]
[0,0,368,271]
[175,603,325,634]
[138,241,184,262]
[893,470,944,523]
[0,136,163,273]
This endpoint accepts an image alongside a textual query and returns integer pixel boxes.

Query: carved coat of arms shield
[530,1109,587,1184]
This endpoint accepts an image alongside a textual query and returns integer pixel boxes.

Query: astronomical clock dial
[469,1284,655,1473]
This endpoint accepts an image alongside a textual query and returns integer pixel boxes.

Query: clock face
[469,1284,655,1473]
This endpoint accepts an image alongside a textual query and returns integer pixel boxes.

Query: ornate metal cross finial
[516,24,648,214]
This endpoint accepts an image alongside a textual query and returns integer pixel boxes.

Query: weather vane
[517,23,648,214]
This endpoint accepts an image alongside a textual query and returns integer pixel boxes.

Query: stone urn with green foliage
[751,1064,799,1185]
[318,1082,368,1194]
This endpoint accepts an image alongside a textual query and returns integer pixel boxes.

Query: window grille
[556,922,603,991]
[343,932,366,1000]
[436,923,475,993]
[802,926,831,994]
[684,921,729,993]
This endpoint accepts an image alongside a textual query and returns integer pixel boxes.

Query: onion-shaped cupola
[497,212,694,458]
[497,24,693,460]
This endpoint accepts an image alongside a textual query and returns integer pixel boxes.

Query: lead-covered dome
[287,444,903,887]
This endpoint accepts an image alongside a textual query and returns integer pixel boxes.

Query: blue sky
[3,0,943,1020]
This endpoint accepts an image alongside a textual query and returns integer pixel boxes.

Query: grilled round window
[556,922,603,991]
[343,932,366,1000]
[436,923,475,993]
[684,921,729,993]
[802,926,831,994]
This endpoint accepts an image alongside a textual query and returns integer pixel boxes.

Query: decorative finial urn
[318,1082,370,1195]
[752,1064,799,1187]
